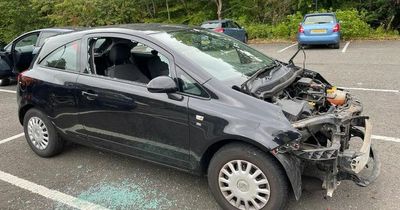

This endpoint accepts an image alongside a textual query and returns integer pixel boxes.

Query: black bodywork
[17,24,379,200]
[0,28,73,84]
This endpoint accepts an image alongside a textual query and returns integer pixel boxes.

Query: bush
[244,12,303,40]
[335,9,372,39]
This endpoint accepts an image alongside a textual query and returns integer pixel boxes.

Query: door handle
[81,91,98,100]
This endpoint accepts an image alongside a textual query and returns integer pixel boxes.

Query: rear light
[213,27,224,33]
[17,69,29,82]
[298,25,304,33]
[18,71,34,87]
[333,23,340,32]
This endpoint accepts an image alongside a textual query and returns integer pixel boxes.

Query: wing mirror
[147,76,178,93]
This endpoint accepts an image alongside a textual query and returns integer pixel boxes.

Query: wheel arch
[200,138,302,200]
[18,103,35,125]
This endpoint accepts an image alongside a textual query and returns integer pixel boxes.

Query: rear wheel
[208,143,288,210]
[23,108,64,157]
[0,78,10,86]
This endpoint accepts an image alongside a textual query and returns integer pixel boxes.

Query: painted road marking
[340,87,399,93]
[0,170,109,210]
[278,43,297,53]
[0,133,24,145]
[342,41,350,53]
[0,89,16,93]
[372,135,400,143]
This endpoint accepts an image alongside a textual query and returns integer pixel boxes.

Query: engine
[272,76,348,122]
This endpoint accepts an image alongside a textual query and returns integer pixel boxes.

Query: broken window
[87,37,170,84]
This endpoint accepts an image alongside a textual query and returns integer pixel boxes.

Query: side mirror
[147,76,178,93]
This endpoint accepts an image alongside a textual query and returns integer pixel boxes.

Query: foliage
[0,0,399,44]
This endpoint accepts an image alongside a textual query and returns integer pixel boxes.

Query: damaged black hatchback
[17,24,379,210]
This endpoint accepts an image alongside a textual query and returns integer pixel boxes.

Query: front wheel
[208,143,289,210]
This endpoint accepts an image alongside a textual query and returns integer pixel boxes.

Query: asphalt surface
[0,40,399,210]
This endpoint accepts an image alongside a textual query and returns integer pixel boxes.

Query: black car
[17,24,379,210]
[0,28,73,86]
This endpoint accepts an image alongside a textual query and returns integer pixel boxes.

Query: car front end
[152,28,379,200]
[243,64,380,198]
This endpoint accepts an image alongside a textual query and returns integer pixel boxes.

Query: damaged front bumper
[276,99,380,198]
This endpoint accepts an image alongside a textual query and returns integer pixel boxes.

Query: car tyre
[208,143,288,210]
[298,43,305,49]
[23,108,64,157]
[244,35,248,43]
[0,78,10,86]
[332,43,340,49]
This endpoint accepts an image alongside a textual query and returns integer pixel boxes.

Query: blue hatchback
[297,13,341,49]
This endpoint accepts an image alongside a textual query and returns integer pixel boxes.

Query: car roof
[45,24,194,44]
[304,13,336,17]
[20,28,77,35]
[41,24,193,48]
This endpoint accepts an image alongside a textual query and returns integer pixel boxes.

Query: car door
[224,21,244,41]
[0,49,12,79]
[222,21,236,39]
[11,32,40,73]
[233,22,246,42]
[0,42,14,76]
[75,33,191,169]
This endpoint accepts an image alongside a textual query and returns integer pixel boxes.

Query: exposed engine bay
[240,60,380,198]
[273,71,349,122]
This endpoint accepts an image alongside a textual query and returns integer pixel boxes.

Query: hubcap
[218,160,270,210]
[27,117,49,150]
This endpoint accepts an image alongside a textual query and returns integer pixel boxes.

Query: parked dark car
[201,19,248,43]
[0,28,73,86]
[17,24,379,210]
[297,13,341,49]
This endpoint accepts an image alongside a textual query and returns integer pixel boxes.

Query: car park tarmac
[0,40,399,210]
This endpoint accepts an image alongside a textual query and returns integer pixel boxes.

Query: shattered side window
[41,40,80,72]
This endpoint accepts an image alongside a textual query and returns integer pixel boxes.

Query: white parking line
[342,41,350,53]
[278,43,297,53]
[0,133,24,145]
[340,87,399,93]
[0,89,16,94]
[0,170,109,210]
[372,135,400,143]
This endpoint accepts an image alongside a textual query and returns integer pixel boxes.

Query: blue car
[297,13,341,49]
[201,19,248,43]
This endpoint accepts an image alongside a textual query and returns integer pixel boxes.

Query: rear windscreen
[304,15,335,24]
[201,22,220,29]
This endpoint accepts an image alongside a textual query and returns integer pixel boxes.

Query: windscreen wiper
[241,60,280,93]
